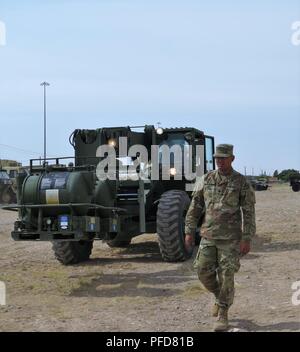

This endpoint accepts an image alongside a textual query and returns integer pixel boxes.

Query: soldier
[184,144,256,332]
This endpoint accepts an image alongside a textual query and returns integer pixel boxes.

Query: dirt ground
[0,183,299,332]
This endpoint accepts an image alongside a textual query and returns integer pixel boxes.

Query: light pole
[40,81,50,161]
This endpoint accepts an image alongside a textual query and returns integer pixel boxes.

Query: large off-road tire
[52,240,93,265]
[157,190,193,262]
[292,183,300,192]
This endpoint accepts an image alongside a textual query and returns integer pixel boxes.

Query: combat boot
[212,303,219,317]
[213,308,229,332]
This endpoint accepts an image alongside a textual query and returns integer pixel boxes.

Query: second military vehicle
[290,175,300,192]
[247,176,269,191]
[0,169,17,203]
[0,159,21,203]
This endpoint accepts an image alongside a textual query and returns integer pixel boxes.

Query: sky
[0,0,299,175]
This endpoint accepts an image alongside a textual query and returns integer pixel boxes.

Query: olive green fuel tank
[22,171,94,216]
[21,170,116,217]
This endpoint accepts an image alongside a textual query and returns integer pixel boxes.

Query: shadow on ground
[83,241,163,265]
[69,269,194,298]
[252,241,300,253]
[117,241,161,256]
[240,254,260,260]
[231,319,300,332]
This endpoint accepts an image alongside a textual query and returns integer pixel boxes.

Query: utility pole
[40,82,50,161]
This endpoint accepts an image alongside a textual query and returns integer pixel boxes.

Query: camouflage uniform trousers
[194,237,241,308]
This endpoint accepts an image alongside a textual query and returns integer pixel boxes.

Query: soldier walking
[185,144,256,331]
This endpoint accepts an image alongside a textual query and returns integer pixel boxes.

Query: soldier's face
[215,156,234,174]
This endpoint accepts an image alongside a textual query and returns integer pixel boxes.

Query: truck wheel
[157,190,192,262]
[52,240,93,265]
[292,184,300,192]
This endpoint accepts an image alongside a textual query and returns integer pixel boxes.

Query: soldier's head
[213,144,235,174]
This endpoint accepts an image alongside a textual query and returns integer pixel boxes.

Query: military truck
[247,176,269,191]
[4,125,215,264]
[1,159,22,178]
[0,160,23,203]
[290,175,300,192]
[254,178,269,191]
[0,169,17,203]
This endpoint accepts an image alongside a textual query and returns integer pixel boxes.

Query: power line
[0,143,42,156]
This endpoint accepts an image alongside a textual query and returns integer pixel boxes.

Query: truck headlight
[170,168,177,176]
[156,127,164,135]
[108,139,117,147]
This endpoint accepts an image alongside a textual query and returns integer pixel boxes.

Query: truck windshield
[159,134,189,164]
[0,171,10,179]
[205,137,214,171]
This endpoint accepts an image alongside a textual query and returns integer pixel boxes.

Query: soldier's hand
[239,241,251,256]
[185,234,195,252]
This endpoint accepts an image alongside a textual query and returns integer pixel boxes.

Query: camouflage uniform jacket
[185,169,256,241]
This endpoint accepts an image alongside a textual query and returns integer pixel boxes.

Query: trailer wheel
[52,240,93,265]
[157,190,193,262]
